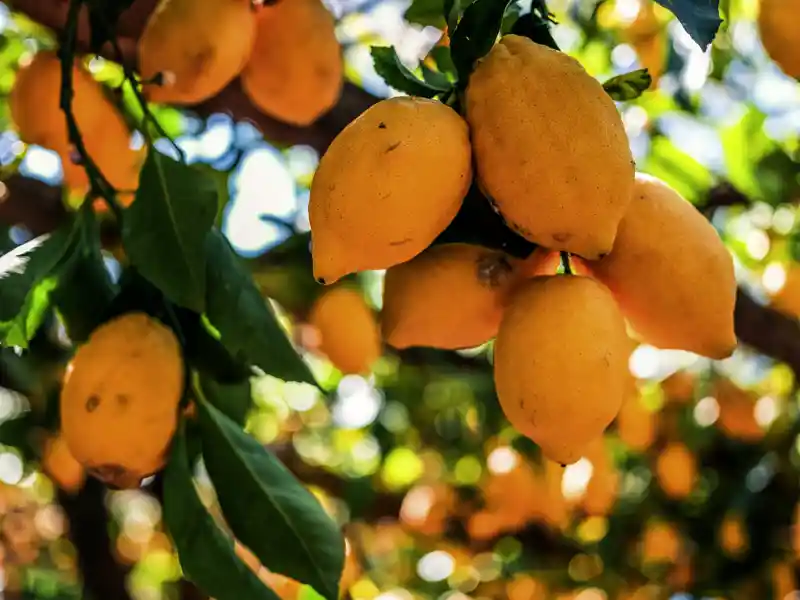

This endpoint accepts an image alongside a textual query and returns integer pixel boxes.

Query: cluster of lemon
[9,0,341,204]
[309,35,736,465]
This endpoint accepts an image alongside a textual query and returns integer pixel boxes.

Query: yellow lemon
[139,0,256,104]
[588,173,737,359]
[494,275,629,464]
[241,0,342,125]
[60,313,184,489]
[466,35,635,259]
[308,286,381,374]
[309,97,471,284]
[382,243,520,350]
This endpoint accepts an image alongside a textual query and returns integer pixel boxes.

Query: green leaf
[450,0,514,84]
[643,136,714,204]
[404,0,446,27]
[204,230,318,388]
[298,586,326,600]
[122,151,218,314]
[654,0,721,49]
[720,107,772,201]
[52,210,117,344]
[197,398,345,600]
[200,376,251,427]
[371,46,451,98]
[602,68,653,101]
[163,425,281,600]
[420,64,453,89]
[429,46,457,79]
[0,223,78,347]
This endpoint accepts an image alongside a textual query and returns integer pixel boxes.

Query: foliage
[1,0,800,599]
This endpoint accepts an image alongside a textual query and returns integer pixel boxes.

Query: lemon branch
[58,0,124,221]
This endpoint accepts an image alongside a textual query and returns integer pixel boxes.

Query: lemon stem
[560,251,573,275]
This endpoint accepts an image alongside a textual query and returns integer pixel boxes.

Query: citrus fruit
[466,35,635,259]
[308,285,381,374]
[60,313,184,488]
[241,0,342,125]
[309,96,471,284]
[382,243,519,350]
[587,173,737,359]
[494,275,629,465]
[139,0,256,104]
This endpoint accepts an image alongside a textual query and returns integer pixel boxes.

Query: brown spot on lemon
[85,395,100,413]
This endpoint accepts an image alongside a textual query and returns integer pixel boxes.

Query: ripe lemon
[641,521,680,563]
[654,442,696,499]
[758,0,800,79]
[466,35,635,259]
[60,313,184,489]
[588,173,737,359]
[139,0,256,104]
[494,275,629,465]
[382,243,519,350]
[309,97,471,284]
[719,512,748,557]
[241,0,342,126]
[308,285,381,374]
[41,433,86,495]
[9,51,145,196]
[713,378,764,442]
[616,387,657,451]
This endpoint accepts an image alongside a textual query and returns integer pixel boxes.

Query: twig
[560,251,573,274]
[57,0,124,220]
[107,35,186,161]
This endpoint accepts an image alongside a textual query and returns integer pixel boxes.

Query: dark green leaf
[404,0,445,27]
[163,425,281,600]
[197,399,345,600]
[204,230,318,388]
[370,46,451,97]
[654,0,721,49]
[450,0,514,84]
[0,223,78,347]
[122,151,217,314]
[602,68,653,101]
[429,46,457,78]
[509,10,559,50]
[420,64,453,89]
[444,0,459,32]
[200,376,251,427]
[52,210,117,344]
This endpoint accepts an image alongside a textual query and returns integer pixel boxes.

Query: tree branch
[57,478,133,600]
